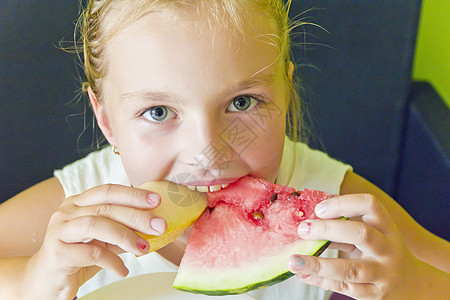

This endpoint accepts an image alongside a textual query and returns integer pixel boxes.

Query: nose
[179,114,234,169]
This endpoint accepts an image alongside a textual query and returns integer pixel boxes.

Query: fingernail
[315,201,327,215]
[120,266,129,278]
[137,240,149,253]
[150,218,166,235]
[302,274,311,279]
[147,193,160,207]
[290,256,305,271]
[298,222,312,236]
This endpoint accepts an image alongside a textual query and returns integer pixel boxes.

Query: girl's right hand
[24,184,166,300]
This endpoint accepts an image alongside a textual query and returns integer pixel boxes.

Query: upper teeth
[187,183,229,193]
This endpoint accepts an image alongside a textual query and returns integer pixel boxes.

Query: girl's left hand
[288,194,427,300]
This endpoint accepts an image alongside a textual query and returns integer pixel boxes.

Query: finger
[90,240,126,255]
[314,194,394,234]
[70,184,160,209]
[288,255,380,283]
[327,242,357,254]
[70,204,166,236]
[59,215,150,255]
[298,219,388,255]
[297,274,378,299]
[60,242,129,278]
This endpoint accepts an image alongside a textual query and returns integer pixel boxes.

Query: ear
[284,61,295,109]
[88,86,116,146]
[288,61,294,82]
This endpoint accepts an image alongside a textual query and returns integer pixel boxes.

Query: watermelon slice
[173,176,333,295]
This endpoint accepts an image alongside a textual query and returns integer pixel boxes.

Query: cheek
[110,122,178,185]
[119,140,175,185]
[239,112,286,181]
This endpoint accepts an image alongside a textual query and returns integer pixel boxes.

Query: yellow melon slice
[137,181,207,253]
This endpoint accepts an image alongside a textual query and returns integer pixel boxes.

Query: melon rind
[173,239,330,295]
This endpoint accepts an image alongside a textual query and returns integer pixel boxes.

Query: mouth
[186,183,230,193]
[181,177,239,193]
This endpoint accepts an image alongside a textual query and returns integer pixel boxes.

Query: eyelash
[227,94,265,113]
[140,94,265,123]
[141,106,178,123]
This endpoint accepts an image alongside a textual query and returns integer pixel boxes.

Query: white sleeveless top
[54,137,352,299]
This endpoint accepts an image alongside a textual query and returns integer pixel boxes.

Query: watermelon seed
[208,207,215,213]
[290,191,300,197]
[270,193,278,203]
[297,210,304,218]
[252,211,264,220]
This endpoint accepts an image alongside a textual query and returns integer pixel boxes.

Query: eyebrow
[120,91,181,104]
[120,90,183,108]
[224,73,277,96]
[120,73,277,104]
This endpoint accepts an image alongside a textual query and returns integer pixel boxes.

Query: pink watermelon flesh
[173,176,332,295]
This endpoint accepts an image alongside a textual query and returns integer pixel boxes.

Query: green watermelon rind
[173,240,331,295]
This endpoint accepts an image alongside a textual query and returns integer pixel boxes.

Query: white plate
[79,272,255,300]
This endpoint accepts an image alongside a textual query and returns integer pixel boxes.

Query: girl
[0,0,448,299]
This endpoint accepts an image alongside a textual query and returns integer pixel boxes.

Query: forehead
[103,8,284,98]
[103,3,281,48]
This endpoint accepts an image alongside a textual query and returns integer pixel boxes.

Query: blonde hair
[78,0,303,141]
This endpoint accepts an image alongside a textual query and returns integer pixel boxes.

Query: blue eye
[142,106,176,122]
[227,95,260,112]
